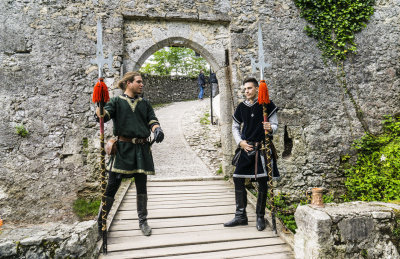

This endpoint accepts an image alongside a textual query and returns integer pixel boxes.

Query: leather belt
[252,142,261,179]
[118,136,149,144]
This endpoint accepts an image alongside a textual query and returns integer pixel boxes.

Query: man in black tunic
[224,77,279,231]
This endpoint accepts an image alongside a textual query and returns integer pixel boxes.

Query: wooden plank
[237,251,294,259]
[127,186,231,192]
[118,202,234,211]
[109,224,228,238]
[144,245,293,259]
[114,206,254,220]
[109,215,257,231]
[128,185,232,193]
[122,193,233,202]
[125,189,232,196]
[107,228,278,252]
[100,238,286,259]
[147,180,229,187]
[122,195,235,204]
[120,197,234,207]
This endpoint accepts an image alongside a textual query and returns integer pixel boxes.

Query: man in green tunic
[95,71,164,236]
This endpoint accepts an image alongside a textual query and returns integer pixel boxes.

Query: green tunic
[104,95,159,175]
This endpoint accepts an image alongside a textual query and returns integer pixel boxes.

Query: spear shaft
[91,19,113,254]
[99,100,107,253]
[93,78,110,254]
[262,105,277,234]
[253,20,277,234]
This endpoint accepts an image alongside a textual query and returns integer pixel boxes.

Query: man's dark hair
[243,77,258,88]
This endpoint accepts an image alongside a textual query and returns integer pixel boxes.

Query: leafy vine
[294,0,376,133]
[294,0,375,62]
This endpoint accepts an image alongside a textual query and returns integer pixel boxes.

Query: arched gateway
[122,17,234,175]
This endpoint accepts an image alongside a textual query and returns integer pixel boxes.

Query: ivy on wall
[294,0,376,134]
[293,0,376,191]
[294,1,400,206]
[294,0,375,62]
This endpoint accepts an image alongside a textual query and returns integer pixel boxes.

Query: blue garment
[198,84,204,99]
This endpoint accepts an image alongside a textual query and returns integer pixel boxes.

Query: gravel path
[151,100,221,179]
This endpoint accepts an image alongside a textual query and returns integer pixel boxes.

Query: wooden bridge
[98,178,294,258]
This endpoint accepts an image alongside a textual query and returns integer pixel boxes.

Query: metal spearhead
[250,22,271,80]
[91,19,113,78]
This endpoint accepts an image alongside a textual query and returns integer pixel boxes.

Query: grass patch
[200,112,210,125]
[15,124,29,137]
[216,165,223,175]
[73,198,100,220]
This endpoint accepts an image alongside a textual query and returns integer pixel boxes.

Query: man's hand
[263,122,272,132]
[239,140,253,152]
[153,127,164,143]
[96,107,106,118]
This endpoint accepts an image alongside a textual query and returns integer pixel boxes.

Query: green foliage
[15,124,29,137]
[200,112,210,125]
[140,47,209,77]
[266,192,308,233]
[216,165,223,175]
[323,192,335,203]
[73,198,100,220]
[294,0,375,62]
[343,115,400,202]
[82,137,88,149]
[361,249,368,258]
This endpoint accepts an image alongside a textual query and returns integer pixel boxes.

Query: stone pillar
[216,68,234,177]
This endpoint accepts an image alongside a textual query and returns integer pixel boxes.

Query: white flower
[380,154,386,161]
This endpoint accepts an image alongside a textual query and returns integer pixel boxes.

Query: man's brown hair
[117,71,141,90]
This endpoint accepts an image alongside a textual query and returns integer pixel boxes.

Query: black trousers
[105,171,147,198]
[233,177,268,193]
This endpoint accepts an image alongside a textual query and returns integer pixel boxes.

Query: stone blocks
[294,202,400,259]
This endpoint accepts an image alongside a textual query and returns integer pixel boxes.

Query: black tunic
[232,101,279,179]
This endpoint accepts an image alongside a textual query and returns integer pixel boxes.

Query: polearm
[251,22,277,234]
[91,19,113,254]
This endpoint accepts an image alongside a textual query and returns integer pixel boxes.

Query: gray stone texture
[141,74,210,104]
[0,221,98,258]
[294,202,400,258]
[0,0,399,234]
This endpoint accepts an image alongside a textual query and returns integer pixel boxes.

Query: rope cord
[99,104,108,254]
[262,105,277,233]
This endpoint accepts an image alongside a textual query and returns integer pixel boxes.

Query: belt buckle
[131,138,137,144]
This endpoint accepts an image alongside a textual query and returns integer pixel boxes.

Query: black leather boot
[137,194,152,236]
[224,190,248,227]
[256,191,267,231]
[97,196,115,239]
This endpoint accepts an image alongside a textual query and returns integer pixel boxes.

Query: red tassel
[258,80,270,105]
[92,78,110,103]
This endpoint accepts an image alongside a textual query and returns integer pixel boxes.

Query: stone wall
[141,74,210,104]
[0,0,399,226]
[0,221,98,258]
[227,0,400,202]
[294,202,400,258]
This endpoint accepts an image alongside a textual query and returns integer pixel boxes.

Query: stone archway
[122,18,234,175]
